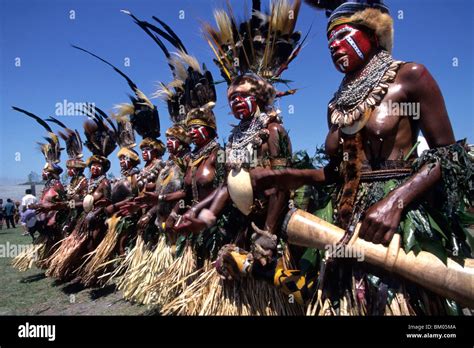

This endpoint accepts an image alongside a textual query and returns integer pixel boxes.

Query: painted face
[90,163,103,178]
[328,24,376,73]
[141,147,154,162]
[166,136,181,155]
[188,125,211,147]
[229,93,257,120]
[119,155,131,170]
[67,167,76,177]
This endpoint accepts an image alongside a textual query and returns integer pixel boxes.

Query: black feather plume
[12,106,53,133]
[152,16,188,53]
[121,10,180,76]
[304,0,345,14]
[46,116,68,129]
[71,45,138,94]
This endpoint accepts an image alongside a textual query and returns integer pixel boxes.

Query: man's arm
[250,160,339,194]
[359,63,456,245]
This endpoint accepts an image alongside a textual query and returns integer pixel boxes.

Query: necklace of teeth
[329,50,404,128]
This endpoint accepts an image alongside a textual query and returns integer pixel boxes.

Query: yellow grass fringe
[144,241,198,309]
[11,241,45,271]
[109,233,174,304]
[45,229,88,280]
[161,263,305,316]
[78,215,122,287]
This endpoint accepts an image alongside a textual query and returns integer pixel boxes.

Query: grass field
[0,226,147,315]
[1,225,472,316]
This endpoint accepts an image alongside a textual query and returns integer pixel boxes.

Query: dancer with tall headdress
[111,12,197,303]
[244,0,474,314]
[45,118,90,281]
[78,105,141,287]
[11,107,66,271]
[118,12,231,310]
[71,106,117,285]
[162,0,306,315]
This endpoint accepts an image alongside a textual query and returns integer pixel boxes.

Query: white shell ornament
[83,194,95,213]
[227,168,254,216]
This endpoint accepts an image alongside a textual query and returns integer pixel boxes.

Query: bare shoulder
[207,147,219,164]
[398,62,431,83]
[267,122,287,136]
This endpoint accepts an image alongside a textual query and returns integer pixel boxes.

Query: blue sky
[1,0,473,182]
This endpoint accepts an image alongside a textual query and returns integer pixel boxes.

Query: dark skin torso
[177,120,292,258]
[166,141,219,233]
[184,148,219,202]
[252,62,456,246]
[230,121,291,234]
[86,178,110,252]
[325,63,454,162]
[33,178,64,230]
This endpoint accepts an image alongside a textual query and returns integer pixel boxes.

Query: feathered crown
[12,106,63,174]
[122,11,217,130]
[46,116,86,169]
[80,105,117,171]
[203,0,304,90]
[165,124,191,145]
[305,0,393,52]
[72,45,162,152]
[113,113,141,163]
[185,101,217,130]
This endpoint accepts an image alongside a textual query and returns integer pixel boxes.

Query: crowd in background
[0,189,38,234]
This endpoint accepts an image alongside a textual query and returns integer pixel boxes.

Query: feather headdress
[203,0,304,87]
[113,113,141,163]
[72,45,162,153]
[122,11,217,131]
[12,106,63,174]
[46,116,86,169]
[79,105,118,171]
[305,0,393,52]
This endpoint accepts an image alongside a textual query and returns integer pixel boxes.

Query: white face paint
[167,137,181,154]
[170,139,178,149]
[197,127,207,140]
[328,24,374,74]
[346,36,365,60]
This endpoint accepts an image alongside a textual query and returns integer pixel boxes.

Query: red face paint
[90,163,103,178]
[141,147,153,162]
[67,168,76,177]
[119,155,131,170]
[328,24,375,73]
[189,125,210,147]
[166,137,181,155]
[229,93,257,120]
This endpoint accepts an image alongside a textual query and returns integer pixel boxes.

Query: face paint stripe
[245,98,252,112]
[346,36,365,60]
[198,127,206,140]
[328,27,352,46]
